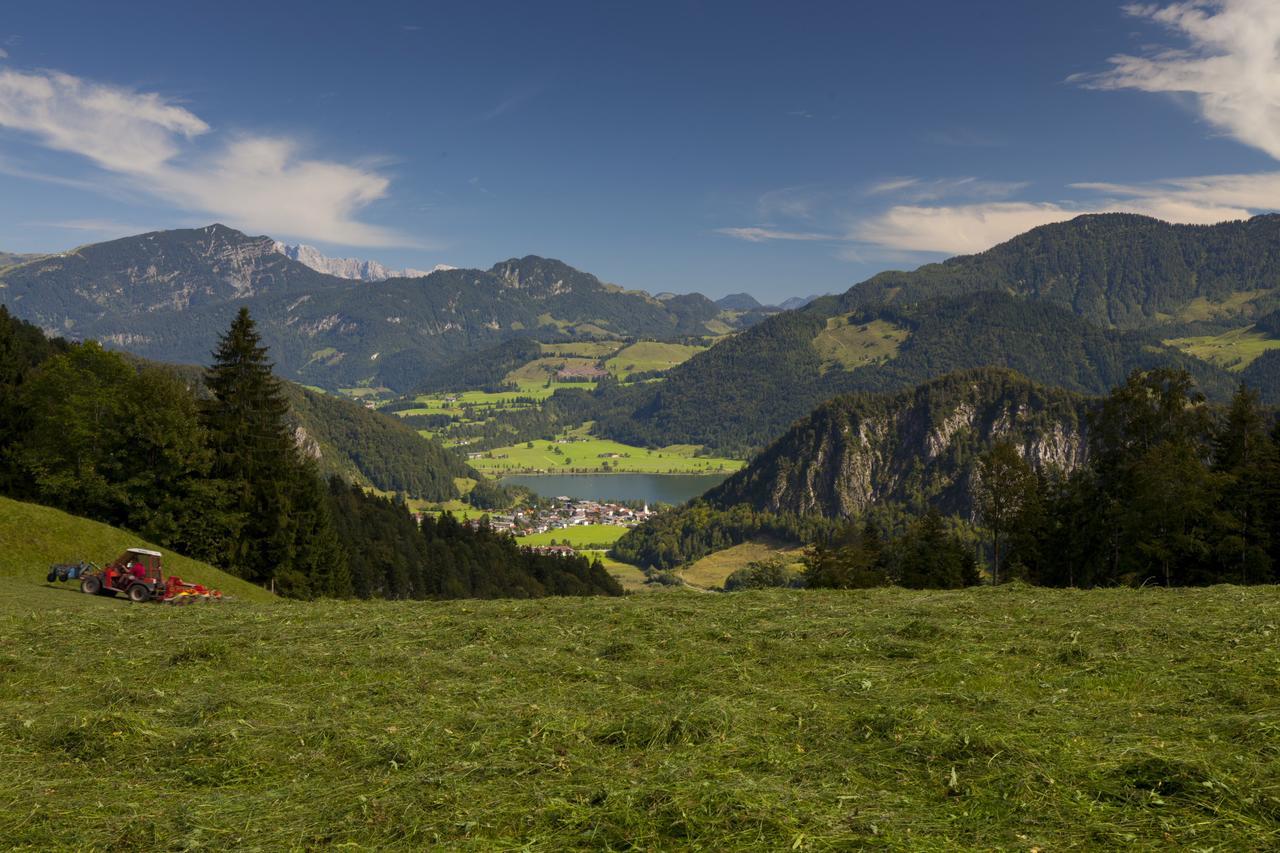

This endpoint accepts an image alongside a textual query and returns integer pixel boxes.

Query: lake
[499,473,728,505]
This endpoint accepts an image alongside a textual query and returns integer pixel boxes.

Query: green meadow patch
[1,584,1277,849]
[1165,325,1280,371]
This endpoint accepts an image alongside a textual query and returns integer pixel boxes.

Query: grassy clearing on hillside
[680,539,806,589]
[1,585,1276,849]
[1161,290,1271,323]
[0,496,272,603]
[812,317,909,372]
[605,341,707,380]
[515,525,630,549]
[1165,326,1280,371]
[504,357,603,385]
[468,432,743,474]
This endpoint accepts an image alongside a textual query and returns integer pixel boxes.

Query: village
[486,496,652,536]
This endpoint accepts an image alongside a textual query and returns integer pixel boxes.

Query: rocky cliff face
[272,242,453,282]
[704,368,1090,519]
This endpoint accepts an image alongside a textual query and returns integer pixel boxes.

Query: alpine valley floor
[1,581,1277,850]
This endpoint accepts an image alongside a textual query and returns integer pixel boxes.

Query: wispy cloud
[39,218,161,236]
[922,127,1005,147]
[1070,0,1280,158]
[715,226,834,243]
[866,176,1026,202]
[755,185,830,220]
[0,48,8,60]
[0,67,411,247]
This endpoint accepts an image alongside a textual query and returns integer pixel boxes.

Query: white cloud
[0,67,410,247]
[715,226,834,243]
[0,69,207,173]
[0,48,8,60]
[852,202,1086,255]
[1072,0,1280,159]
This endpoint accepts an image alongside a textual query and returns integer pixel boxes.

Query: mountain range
[585,214,1280,455]
[0,225,766,391]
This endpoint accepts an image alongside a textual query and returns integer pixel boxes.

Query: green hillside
[593,291,1231,455]
[0,496,273,603]
[1,583,1276,849]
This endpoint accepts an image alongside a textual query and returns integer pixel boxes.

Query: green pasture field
[605,341,707,380]
[514,524,630,549]
[468,428,743,475]
[2,579,1277,849]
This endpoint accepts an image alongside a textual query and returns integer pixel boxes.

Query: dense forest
[328,480,621,599]
[0,305,619,600]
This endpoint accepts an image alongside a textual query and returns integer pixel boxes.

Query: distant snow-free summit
[272,241,454,282]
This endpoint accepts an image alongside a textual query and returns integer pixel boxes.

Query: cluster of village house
[486,496,653,539]
[410,497,652,554]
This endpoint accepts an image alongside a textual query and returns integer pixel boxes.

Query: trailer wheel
[127,584,152,603]
[80,576,102,596]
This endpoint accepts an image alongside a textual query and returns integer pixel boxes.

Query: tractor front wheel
[127,584,152,603]
[80,576,102,596]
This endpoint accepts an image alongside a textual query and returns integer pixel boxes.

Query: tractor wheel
[127,584,152,603]
[80,576,102,596]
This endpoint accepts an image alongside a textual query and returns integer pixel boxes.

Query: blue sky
[1,0,1278,301]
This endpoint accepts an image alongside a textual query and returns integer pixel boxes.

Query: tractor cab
[83,548,165,602]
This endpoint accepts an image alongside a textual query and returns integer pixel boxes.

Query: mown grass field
[515,524,631,549]
[1165,325,1280,371]
[1,583,1277,849]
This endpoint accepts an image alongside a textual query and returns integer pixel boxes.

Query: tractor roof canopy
[127,548,162,557]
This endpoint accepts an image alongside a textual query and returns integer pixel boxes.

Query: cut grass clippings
[1,583,1277,849]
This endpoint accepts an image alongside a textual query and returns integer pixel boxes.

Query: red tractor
[55,548,223,603]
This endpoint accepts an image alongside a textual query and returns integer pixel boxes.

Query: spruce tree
[202,307,344,592]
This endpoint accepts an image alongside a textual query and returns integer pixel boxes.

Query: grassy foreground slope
[2,584,1277,849]
[0,496,273,604]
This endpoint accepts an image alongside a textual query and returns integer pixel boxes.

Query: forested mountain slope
[591,291,1231,455]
